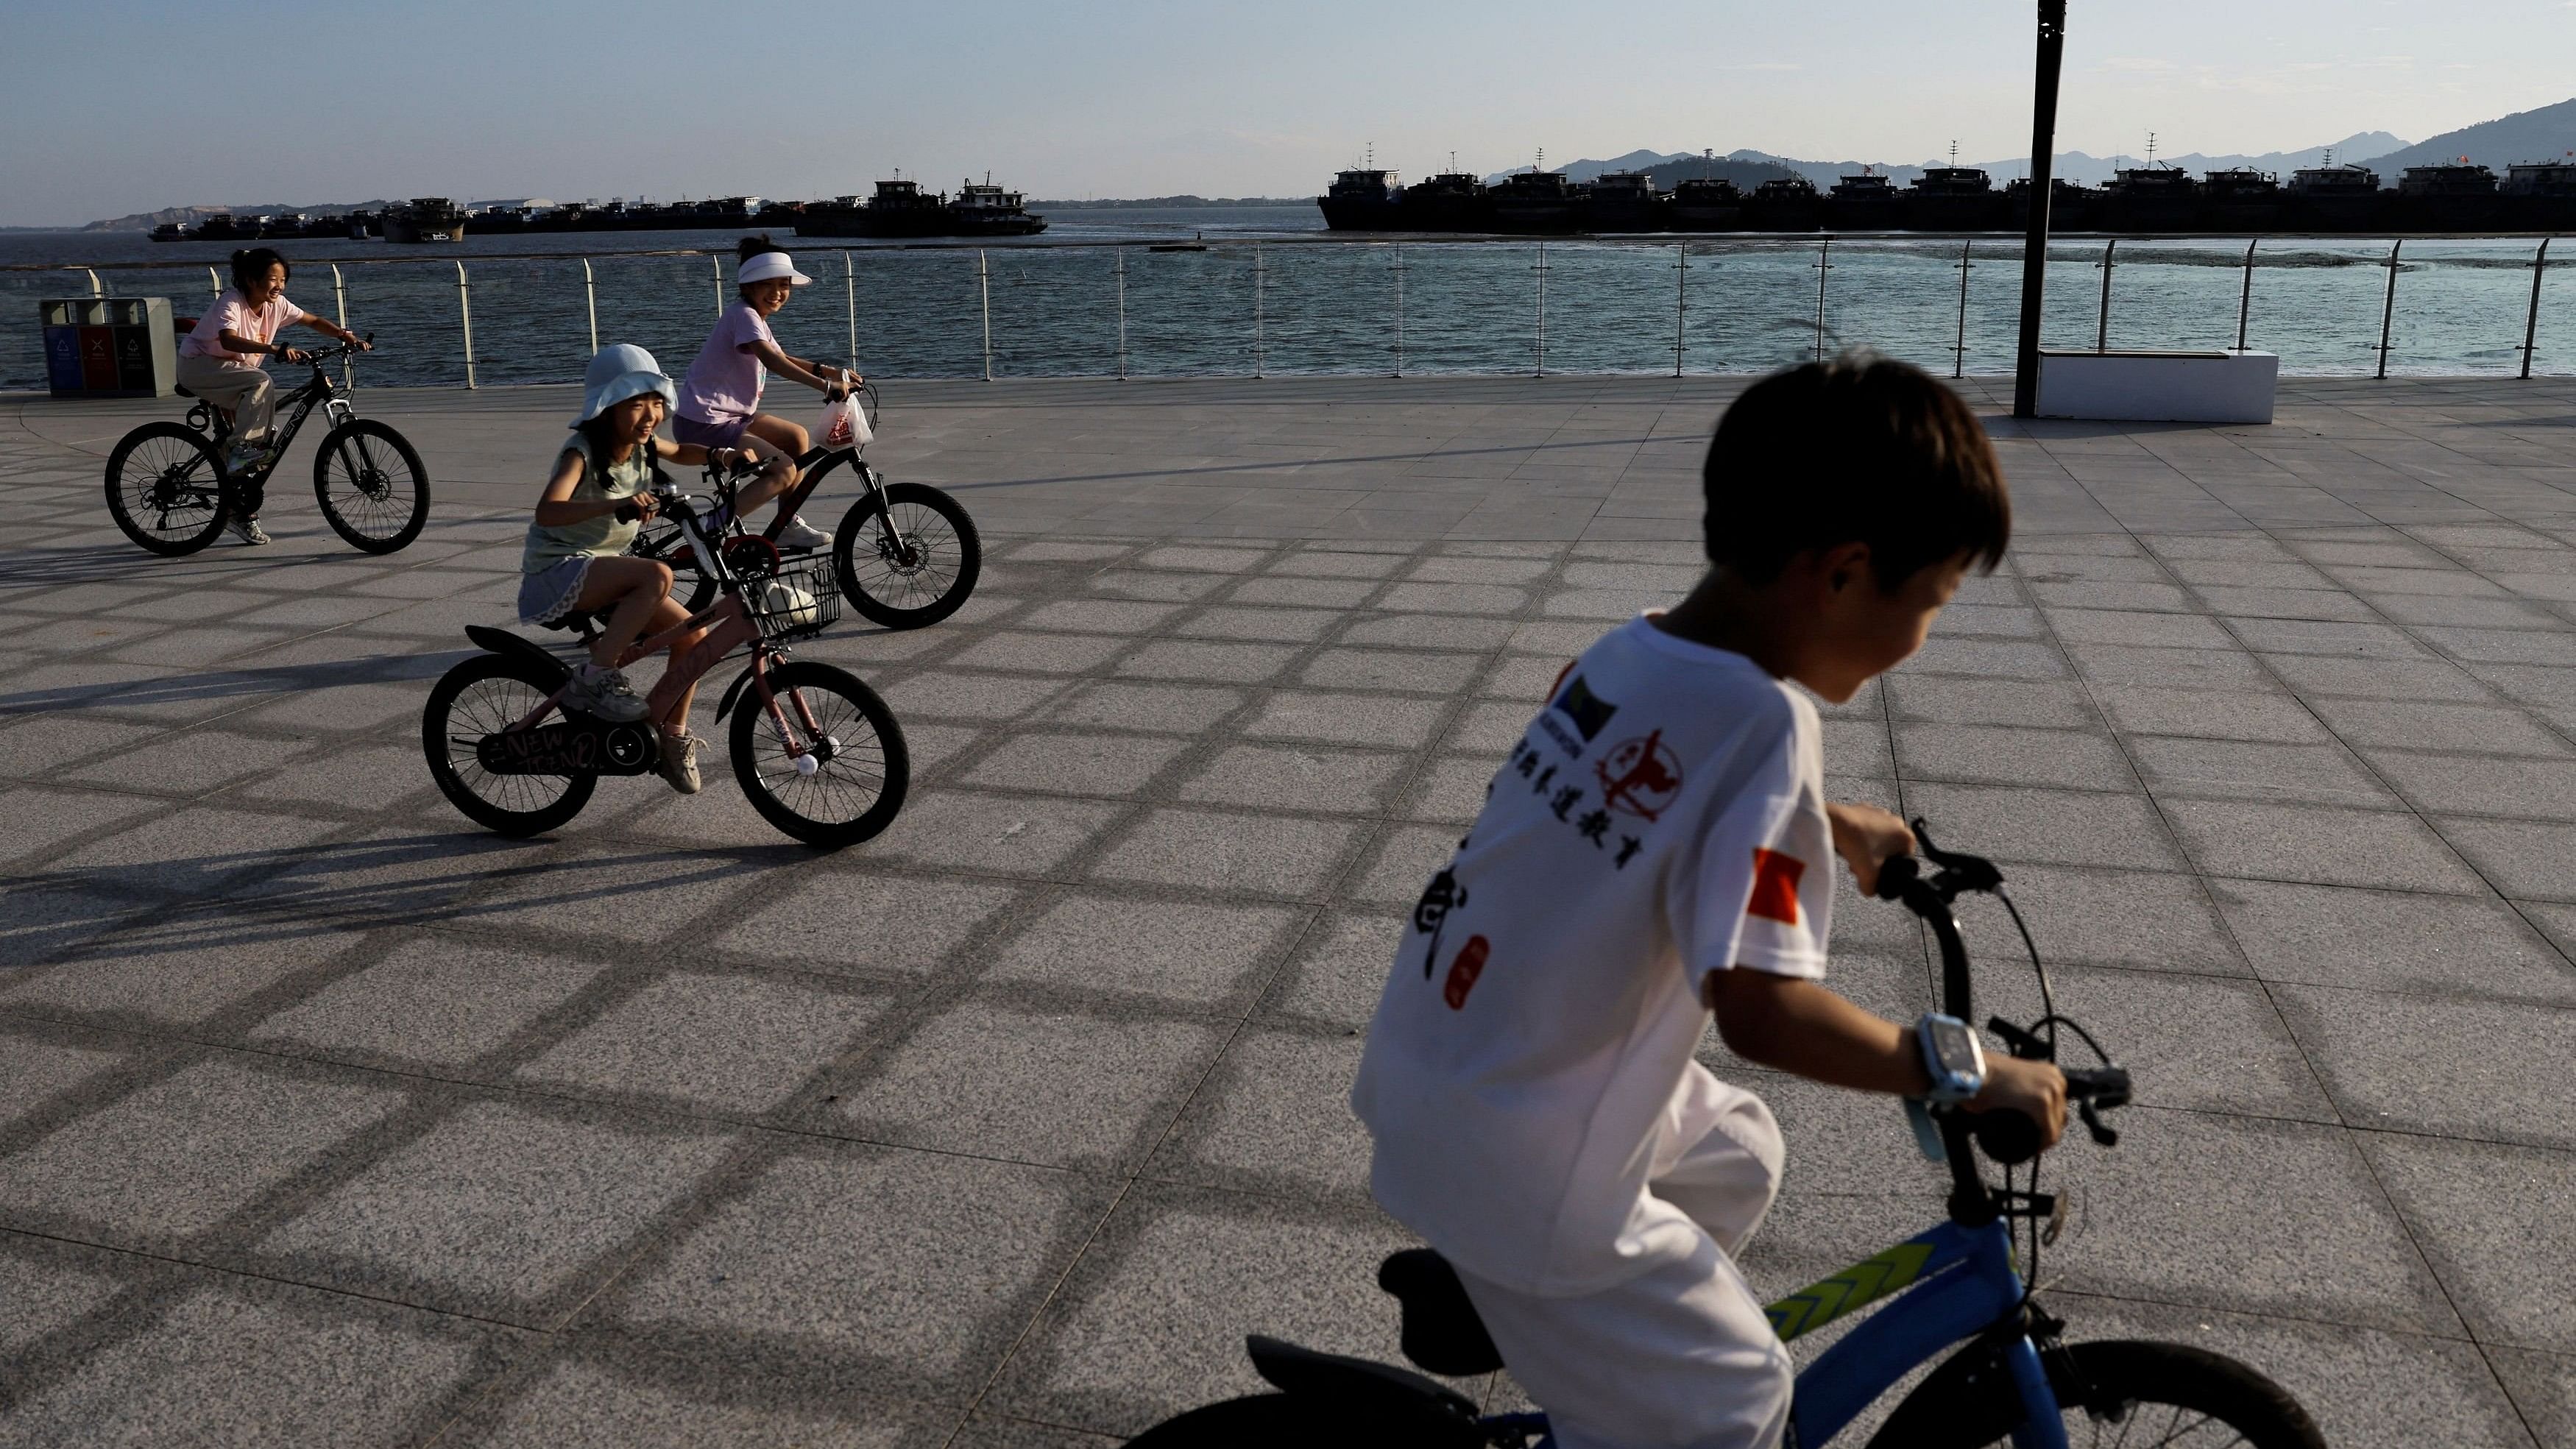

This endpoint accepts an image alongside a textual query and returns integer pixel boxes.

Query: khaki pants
[174,355,277,449]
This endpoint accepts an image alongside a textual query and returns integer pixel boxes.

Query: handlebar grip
[1872,854,1919,901]
[1970,1108,2044,1166]
[613,502,642,523]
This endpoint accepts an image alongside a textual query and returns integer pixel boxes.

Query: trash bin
[38,297,177,398]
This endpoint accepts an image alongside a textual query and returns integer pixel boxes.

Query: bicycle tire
[1868,1338,2325,1449]
[726,659,908,848]
[1125,1394,1482,1449]
[832,480,981,629]
[422,652,595,837]
[313,418,431,553]
[631,517,718,614]
[105,422,230,556]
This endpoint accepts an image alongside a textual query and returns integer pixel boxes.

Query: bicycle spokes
[758,684,888,823]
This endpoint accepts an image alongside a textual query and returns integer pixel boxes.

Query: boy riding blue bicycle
[1352,354,2064,1449]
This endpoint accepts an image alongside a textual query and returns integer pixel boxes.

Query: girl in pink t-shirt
[175,247,372,545]
[672,235,861,551]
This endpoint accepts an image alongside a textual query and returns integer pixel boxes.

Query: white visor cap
[738,251,813,287]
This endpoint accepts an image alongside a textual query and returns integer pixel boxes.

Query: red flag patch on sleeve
[1747,847,1805,926]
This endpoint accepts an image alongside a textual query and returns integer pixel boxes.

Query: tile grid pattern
[1,380,2574,1447]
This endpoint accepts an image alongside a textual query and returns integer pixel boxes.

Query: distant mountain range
[2355,97,2576,174]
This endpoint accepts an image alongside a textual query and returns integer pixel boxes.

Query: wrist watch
[1914,1012,1987,1105]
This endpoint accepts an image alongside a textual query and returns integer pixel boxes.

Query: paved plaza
[3,373,2575,1446]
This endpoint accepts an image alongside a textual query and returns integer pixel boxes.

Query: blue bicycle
[1128,826,2325,1448]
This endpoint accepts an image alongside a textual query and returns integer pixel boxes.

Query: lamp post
[2012,0,2069,417]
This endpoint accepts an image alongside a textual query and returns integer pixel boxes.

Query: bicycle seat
[1244,1335,1483,1444]
[1377,1250,1504,1376]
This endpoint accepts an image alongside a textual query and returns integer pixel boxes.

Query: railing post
[1953,240,1972,379]
[2377,238,2402,380]
[207,266,222,301]
[2522,237,2552,380]
[1674,244,1688,378]
[2236,238,2257,351]
[843,250,857,370]
[977,249,993,382]
[1254,241,1265,380]
[1813,238,1833,362]
[1534,241,1549,378]
[582,258,599,356]
[1115,248,1128,381]
[712,253,723,318]
[1393,246,1405,378]
[85,269,103,298]
[455,261,477,389]
[331,263,353,387]
[2095,238,2117,353]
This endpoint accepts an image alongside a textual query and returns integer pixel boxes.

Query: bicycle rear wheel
[1869,1339,2324,1449]
[728,659,907,848]
[105,422,230,556]
[1126,1394,1483,1448]
[422,653,595,837]
[832,480,980,629]
[314,418,431,553]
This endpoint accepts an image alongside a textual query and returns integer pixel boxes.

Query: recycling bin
[38,297,177,398]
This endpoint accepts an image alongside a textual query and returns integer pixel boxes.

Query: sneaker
[225,514,272,545]
[774,514,830,551]
[655,729,703,794]
[562,665,649,723]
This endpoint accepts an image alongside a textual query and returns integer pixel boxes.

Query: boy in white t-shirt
[1351,354,2067,1449]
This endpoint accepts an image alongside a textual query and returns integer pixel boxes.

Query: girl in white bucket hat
[516,343,789,794]
[673,235,863,552]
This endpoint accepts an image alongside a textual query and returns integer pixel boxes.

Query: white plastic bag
[816,386,872,450]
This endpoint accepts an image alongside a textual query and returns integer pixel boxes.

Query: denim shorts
[518,556,593,625]
[673,414,751,449]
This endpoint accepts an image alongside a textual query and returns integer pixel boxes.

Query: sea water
[3,206,2568,389]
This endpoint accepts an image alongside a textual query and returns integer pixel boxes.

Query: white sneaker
[225,514,272,545]
[774,515,830,551]
[562,666,649,723]
[655,730,703,794]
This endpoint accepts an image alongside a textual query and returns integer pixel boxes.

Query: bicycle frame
[191,359,356,484]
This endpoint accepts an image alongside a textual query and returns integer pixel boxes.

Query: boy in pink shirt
[176,247,370,543]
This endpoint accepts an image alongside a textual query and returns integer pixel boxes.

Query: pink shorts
[673,414,751,449]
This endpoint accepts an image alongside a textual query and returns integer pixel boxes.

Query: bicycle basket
[746,560,841,642]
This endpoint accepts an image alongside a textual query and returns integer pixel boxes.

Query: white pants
[1456,1081,1792,1449]
[175,355,277,448]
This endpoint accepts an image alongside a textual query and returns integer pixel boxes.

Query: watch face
[1926,1016,1979,1072]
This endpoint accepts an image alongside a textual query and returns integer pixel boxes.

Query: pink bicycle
[420,460,908,847]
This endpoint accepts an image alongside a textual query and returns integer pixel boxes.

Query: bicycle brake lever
[1986,1016,2053,1060]
[1910,818,2003,893]
[2078,1099,2119,1147]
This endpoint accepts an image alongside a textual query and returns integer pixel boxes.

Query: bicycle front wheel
[314,418,431,553]
[422,653,595,837]
[728,659,908,848]
[631,516,718,614]
[1869,1339,2324,1449]
[105,422,230,556]
[832,481,981,629]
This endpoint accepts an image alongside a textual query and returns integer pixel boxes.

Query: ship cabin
[1589,170,1659,199]
[2286,164,2379,196]
[1830,171,1897,201]
[2397,163,2498,196]
[149,223,185,242]
[2105,166,2197,198]
[1752,175,1818,201]
[870,179,938,210]
[1329,169,1396,202]
[1409,173,1487,199]
[2504,161,2576,196]
[1494,169,1577,199]
[2201,169,2279,200]
[1672,177,1744,203]
[1910,167,1993,196]
[955,181,1027,211]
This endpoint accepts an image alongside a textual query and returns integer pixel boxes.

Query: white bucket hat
[573,343,677,426]
[738,249,813,286]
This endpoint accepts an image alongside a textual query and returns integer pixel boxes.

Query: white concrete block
[2035,350,2279,425]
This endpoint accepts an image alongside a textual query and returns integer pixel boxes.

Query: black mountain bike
[103,336,429,556]
[631,381,980,629]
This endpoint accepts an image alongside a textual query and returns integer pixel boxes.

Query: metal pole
[1674,244,1688,378]
[208,266,222,300]
[583,258,599,355]
[85,269,102,297]
[1115,249,1128,381]
[978,249,993,383]
[844,250,857,369]
[2012,0,2070,417]
[1813,238,1833,362]
[1535,241,1548,378]
[1954,241,1972,379]
[456,261,477,389]
[2522,237,2552,380]
[1254,241,1265,380]
[1393,247,1405,378]
[712,253,723,318]
[2377,238,2402,380]
[2095,238,2116,352]
[331,263,353,388]
[2236,238,2257,351]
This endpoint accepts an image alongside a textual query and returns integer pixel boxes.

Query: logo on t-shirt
[1594,729,1683,821]
[1747,847,1806,925]
[1551,677,1618,743]
[1443,935,1491,1009]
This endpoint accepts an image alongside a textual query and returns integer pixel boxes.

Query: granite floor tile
[963,732,1192,798]
[2363,1133,2576,1353]
[247,938,606,1069]
[1090,809,1362,899]
[1894,723,2133,790]
[2162,798,2486,893]
[1175,745,1407,815]
[2276,985,2576,1149]
[2126,736,2395,807]
[514,973,883,1115]
[988,893,1303,1005]
[1889,783,2185,870]
[2212,877,2576,1001]
[1150,1029,1370,1196]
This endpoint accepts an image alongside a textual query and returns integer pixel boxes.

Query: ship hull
[383,218,465,244]
[796,211,1045,238]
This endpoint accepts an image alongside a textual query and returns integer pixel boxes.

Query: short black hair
[229,247,289,291]
[1702,352,2009,589]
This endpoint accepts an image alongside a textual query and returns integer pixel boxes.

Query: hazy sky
[6,0,2572,225]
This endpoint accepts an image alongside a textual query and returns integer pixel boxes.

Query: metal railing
[10,231,2566,388]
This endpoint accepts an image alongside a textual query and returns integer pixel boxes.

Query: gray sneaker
[562,666,649,723]
[774,514,830,551]
[655,729,703,794]
[225,514,272,545]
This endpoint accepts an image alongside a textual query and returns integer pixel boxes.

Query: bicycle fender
[465,625,573,684]
[713,662,760,724]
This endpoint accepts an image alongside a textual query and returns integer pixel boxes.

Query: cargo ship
[382,198,467,243]
[796,176,1047,238]
[1315,159,2576,233]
